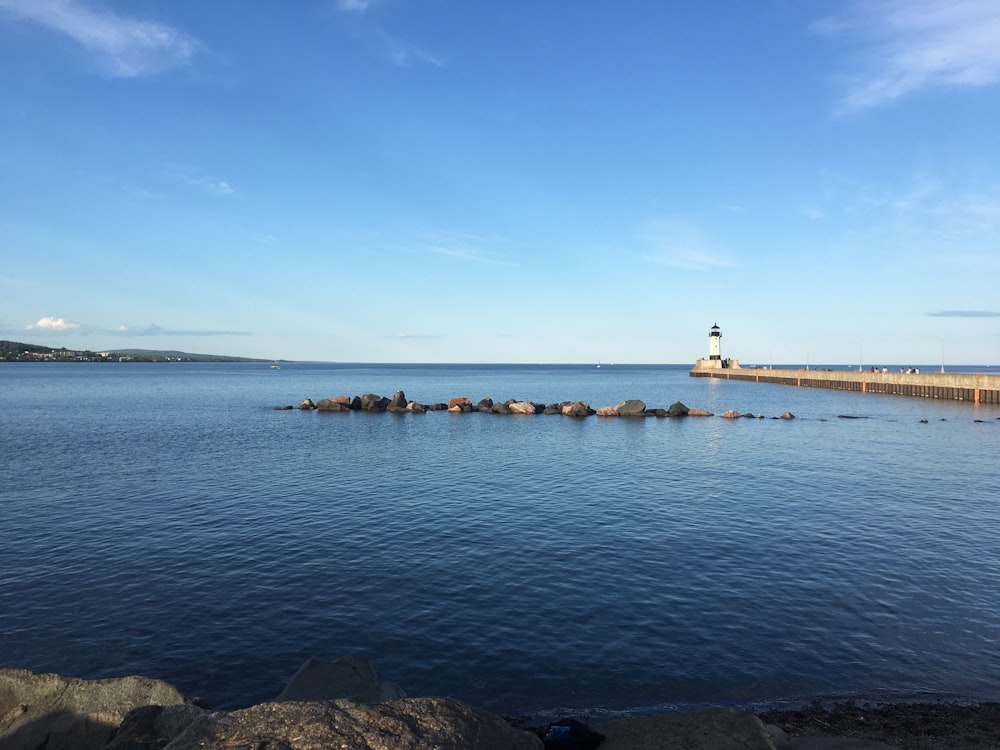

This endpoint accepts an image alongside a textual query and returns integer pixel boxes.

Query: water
[2,362,998,717]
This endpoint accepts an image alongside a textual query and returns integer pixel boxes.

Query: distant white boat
[596,360,601,369]
[269,363,281,369]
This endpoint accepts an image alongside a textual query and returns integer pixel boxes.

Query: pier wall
[689,367,1000,405]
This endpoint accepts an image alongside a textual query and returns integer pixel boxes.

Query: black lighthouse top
[710,324,721,337]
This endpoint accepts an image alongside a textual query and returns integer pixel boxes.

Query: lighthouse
[691,323,740,371]
[709,323,722,361]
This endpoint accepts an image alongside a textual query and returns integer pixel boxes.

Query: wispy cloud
[386,333,443,340]
[927,310,1000,318]
[164,163,234,195]
[332,0,443,68]
[378,30,444,68]
[411,230,512,265]
[813,0,1000,112]
[0,0,199,77]
[18,317,248,337]
[113,324,251,337]
[637,217,733,271]
[337,0,374,12]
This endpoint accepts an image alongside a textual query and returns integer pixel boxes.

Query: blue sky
[1,0,998,365]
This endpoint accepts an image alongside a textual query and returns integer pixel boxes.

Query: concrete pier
[689,366,1000,405]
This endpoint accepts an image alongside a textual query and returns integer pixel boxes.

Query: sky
[1,0,999,365]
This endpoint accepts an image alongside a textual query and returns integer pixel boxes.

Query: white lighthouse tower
[709,323,722,361]
[692,323,740,371]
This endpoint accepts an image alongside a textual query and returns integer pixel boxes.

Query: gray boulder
[157,697,542,750]
[617,399,647,417]
[0,668,188,750]
[667,401,690,417]
[277,655,405,703]
[315,399,349,412]
[359,393,390,412]
[298,398,316,410]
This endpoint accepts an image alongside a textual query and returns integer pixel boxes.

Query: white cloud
[0,0,199,77]
[637,218,733,271]
[27,316,80,331]
[815,0,1000,112]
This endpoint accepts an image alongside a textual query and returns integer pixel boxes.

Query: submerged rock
[277,655,404,703]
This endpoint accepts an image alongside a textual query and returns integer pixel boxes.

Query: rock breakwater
[283,391,794,419]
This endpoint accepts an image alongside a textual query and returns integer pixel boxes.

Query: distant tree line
[0,340,264,363]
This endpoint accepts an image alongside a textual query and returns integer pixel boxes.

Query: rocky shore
[280,390,796,420]
[3,659,996,750]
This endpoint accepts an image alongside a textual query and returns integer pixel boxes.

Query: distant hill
[111,348,269,362]
[1,340,269,363]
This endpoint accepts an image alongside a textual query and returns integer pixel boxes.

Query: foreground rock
[0,668,188,750]
[129,697,541,750]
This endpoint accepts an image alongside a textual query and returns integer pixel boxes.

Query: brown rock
[298,398,316,410]
[104,704,206,750]
[447,397,472,409]
[315,399,349,412]
[161,697,542,750]
[561,401,593,417]
[687,408,713,416]
[508,401,539,414]
[0,668,188,750]
[721,409,741,419]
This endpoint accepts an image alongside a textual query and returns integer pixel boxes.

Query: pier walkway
[690,367,1000,405]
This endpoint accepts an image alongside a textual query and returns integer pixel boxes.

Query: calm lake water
[2,362,999,717]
